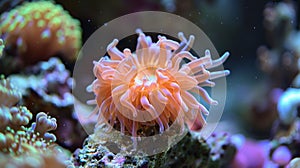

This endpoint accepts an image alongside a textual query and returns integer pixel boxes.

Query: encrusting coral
[0,0,82,66]
[88,29,230,136]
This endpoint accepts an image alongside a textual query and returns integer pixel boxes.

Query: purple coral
[33,57,74,107]
[272,145,292,166]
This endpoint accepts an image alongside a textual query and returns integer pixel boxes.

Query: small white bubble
[104,23,108,26]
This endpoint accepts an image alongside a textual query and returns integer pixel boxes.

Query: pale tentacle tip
[211,100,218,105]
[205,49,211,56]
[107,39,119,51]
[178,32,186,41]
[86,99,96,105]
[136,28,142,34]
[224,51,230,57]
[86,84,92,92]
[189,35,195,41]
[224,70,230,76]
[178,32,184,37]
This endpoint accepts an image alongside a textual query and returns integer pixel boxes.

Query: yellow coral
[0,1,81,65]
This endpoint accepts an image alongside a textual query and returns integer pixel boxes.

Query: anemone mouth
[132,67,158,86]
[111,47,173,125]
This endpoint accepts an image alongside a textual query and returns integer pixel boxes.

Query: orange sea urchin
[0,1,81,65]
[88,30,230,136]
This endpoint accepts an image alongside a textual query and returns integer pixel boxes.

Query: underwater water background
[54,0,279,137]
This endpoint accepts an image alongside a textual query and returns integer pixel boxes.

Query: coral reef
[21,57,73,107]
[88,29,230,136]
[8,57,74,108]
[0,76,70,167]
[269,119,300,167]
[8,57,87,151]
[0,111,70,168]
[0,0,81,66]
[71,132,236,168]
[249,0,300,135]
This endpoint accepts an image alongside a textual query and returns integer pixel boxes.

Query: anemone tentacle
[88,30,230,135]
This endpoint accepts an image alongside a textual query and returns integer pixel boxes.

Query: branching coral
[7,58,87,151]
[88,29,230,136]
[0,1,82,65]
[0,75,21,107]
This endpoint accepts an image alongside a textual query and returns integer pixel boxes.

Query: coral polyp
[0,1,81,65]
[88,30,230,136]
[0,75,21,107]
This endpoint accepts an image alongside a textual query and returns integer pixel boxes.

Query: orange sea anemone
[0,1,81,65]
[88,30,230,136]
